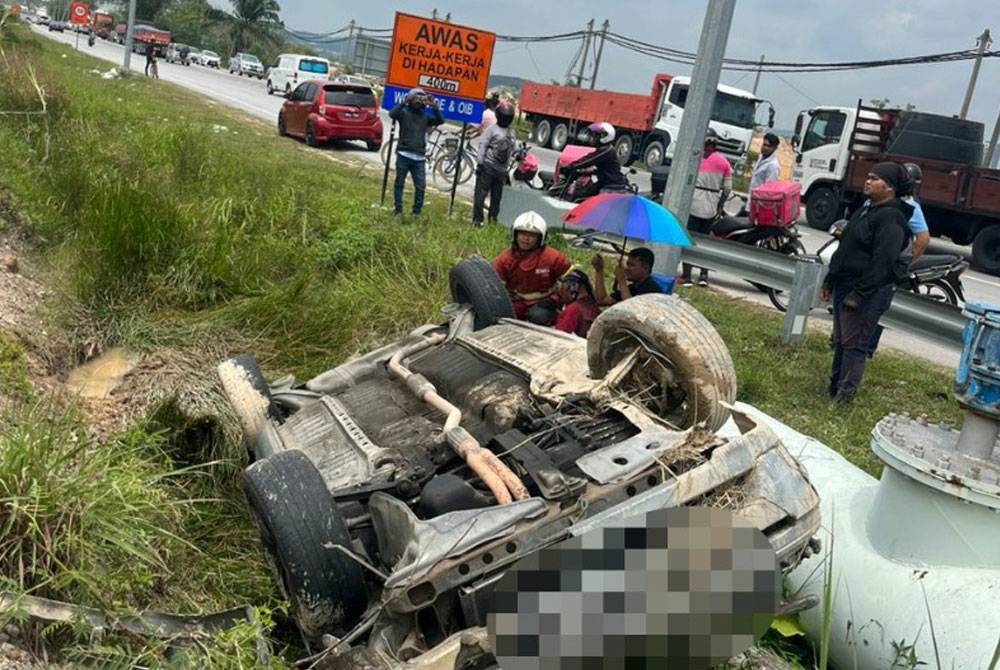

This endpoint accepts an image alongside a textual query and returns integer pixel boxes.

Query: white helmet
[587,121,616,145]
[512,211,547,246]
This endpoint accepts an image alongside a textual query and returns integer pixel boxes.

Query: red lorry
[792,101,1000,274]
[90,11,113,39]
[130,23,171,54]
[519,74,770,167]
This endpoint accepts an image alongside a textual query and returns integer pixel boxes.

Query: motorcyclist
[559,122,629,199]
[87,29,95,47]
[492,211,573,325]
[900,162,930,261]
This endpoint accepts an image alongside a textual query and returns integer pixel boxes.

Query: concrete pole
[576,19,593,87]
[960,29,991,120]
[655,0,736,278]
[589,20,610,90]
[121,0,136,73]
[751,54,764,95]
[986,105,1000,168]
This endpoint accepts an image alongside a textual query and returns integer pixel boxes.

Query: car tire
[243,450,367,640]
[587,294,736,431]
[305,122,318,147]
[972,225,1000,276]
[366,141,380,152]
[449,257,515,331]
[284,84,291,97]
[805,185,839,230]
[550,122,569,151]
[277,114,287,137]
[642,139,666,168]
[217,354,283,453]
[533,119,552,148]
[266,80,274,95]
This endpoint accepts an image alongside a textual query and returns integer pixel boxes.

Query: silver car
[218,258,820,667]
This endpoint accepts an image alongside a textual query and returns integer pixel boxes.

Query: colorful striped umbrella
[562,194,692,257]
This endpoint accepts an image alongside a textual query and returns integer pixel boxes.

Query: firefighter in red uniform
[492,211,572,325]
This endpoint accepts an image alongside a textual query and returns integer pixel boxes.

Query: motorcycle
[710,209,806,312]
[818,220,967,306]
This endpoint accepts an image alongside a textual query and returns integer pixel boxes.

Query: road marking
[963,274,1000,290]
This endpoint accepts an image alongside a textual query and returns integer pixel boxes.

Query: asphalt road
[33,25,1000,369]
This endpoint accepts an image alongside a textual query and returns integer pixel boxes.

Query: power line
[772,72,820,106]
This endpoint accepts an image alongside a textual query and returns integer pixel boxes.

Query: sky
[265,0,1000,133]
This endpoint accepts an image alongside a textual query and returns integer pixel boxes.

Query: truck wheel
[587,294,736,431]
[533,119,552,148]
[642,139,666,168]
[805,185,839,231]
[972,226,1000,276]
[449,257,515,331]
[550,123,570,151]
[614,134,634,166]
[243,450,367,640]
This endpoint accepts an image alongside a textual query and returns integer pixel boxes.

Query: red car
[277,80,383,151]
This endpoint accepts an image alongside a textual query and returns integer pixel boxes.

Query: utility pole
[576,19,593,87]
[751,54,765,95]
[986,106,1000,168]
[121,0,136,73]
[960,29,991,120]
[656,0,736,277]
[589,19,610,90]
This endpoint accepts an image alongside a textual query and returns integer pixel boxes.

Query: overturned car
[218,258,820,666]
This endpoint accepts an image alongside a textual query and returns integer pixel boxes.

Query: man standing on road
[472,102,516,226]
[145,44,159,79]
[592,247,663,306]
[681,129,732,287]
[750,132,781,192]
[389,88,444,217]
[820,162,913,401]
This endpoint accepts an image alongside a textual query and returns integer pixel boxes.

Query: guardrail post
[781,255,824,346]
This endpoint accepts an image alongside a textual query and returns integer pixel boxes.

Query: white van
[266,54,331,97]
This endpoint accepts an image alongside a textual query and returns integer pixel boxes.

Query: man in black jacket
[388,88,444,216]
[820,162,913,401]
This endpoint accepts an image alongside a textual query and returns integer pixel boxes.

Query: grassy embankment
[0,20,962,666]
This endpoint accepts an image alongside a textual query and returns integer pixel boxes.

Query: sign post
[69,0,89,50]
[381,13,496,215]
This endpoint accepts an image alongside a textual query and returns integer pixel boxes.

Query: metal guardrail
[499,186,968,350]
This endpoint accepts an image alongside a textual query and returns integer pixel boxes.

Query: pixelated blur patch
[488,506,779,670]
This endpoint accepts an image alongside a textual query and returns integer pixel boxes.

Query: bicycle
[380,125,448,169]
[431,136,477,190]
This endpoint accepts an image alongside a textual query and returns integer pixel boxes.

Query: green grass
[0,21,963,666]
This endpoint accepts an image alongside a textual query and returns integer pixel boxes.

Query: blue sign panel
[382,84,484,125]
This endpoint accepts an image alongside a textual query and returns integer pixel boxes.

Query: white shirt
[750,152,780,191]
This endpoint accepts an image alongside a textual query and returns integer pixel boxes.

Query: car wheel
[366,141,380,152]
[304,122,318,147]
[533,119,552,148]
[276,114,287,137]
[642,139,666,168]
[972,225,1000,276]
[587,294,737,431]
[550,122,569,151]
[805,185,839,231]
[217,354,283,456]
[266,79,274,95]
[243,450,367,640]
[449,257,515,331]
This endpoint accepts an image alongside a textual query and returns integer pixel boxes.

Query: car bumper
[312,117,383,144]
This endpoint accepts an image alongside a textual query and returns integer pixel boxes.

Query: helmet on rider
[902,162,922,197]
[512,211,547,248]
[496,102,515,128]
[586,122,616,146]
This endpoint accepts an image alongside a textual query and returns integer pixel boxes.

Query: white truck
[791,101,1000,274]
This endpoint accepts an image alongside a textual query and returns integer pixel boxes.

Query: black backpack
[489,132,514,167]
